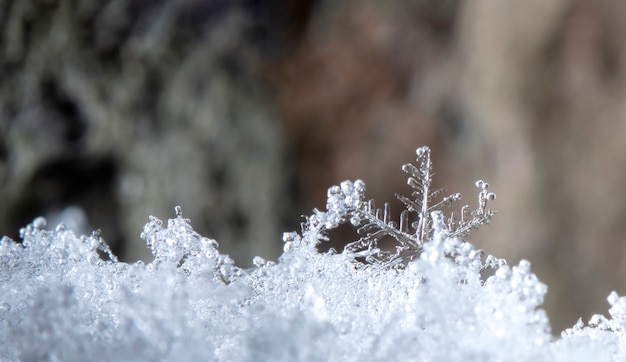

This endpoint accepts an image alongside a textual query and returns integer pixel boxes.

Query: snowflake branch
[301,146,497,268]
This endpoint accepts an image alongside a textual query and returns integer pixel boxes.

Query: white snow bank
[1,208,624,361]
[2,147,625,361]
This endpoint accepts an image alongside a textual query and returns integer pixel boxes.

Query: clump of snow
[1,147,626,360]
[1,206,624,361]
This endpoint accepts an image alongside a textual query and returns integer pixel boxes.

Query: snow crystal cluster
[1,146,626,361]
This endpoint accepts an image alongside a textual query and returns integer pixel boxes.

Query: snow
[1,148,626,360]
[1,206,624,361]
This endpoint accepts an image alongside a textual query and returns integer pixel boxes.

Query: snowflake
[302,146,497,267]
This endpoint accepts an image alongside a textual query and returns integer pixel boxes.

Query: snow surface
[1,193,626,360]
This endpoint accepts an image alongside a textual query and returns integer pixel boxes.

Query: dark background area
[2,0,626,334]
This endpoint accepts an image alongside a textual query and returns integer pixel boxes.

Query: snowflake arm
[299,146,497,267]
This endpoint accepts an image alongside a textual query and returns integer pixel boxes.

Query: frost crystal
[306,146,496,267]
[0,146,625,361]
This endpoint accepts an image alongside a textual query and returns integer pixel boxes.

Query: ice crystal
[1,145,625,361]
[306,146,496,267]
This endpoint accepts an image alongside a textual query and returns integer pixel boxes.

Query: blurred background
[2,0,626,333]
